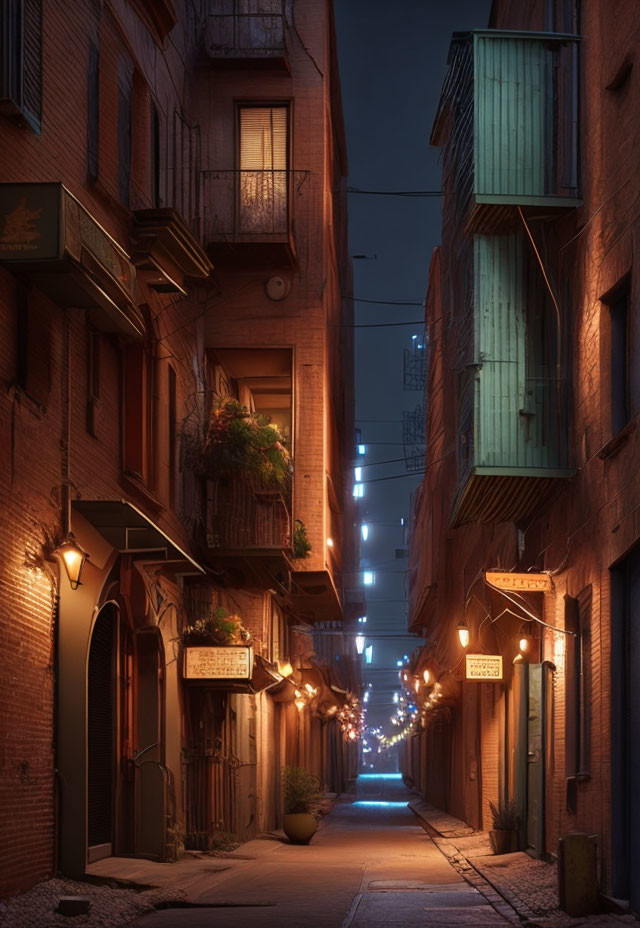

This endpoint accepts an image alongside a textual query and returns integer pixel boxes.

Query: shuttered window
[118,64,132,206]
[239,105,288,233]
[87,43,99,181]
[564,587,592,781]
[0,0,42,130]
[22,0,40,124]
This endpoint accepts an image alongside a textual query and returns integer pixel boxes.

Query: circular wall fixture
[265,276,291,301]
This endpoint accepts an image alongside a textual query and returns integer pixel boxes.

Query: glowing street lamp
[55,534,89,590]
[457,621,470,649]
[422,668,431,685]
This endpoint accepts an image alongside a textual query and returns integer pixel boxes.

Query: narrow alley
[127,775,510,928]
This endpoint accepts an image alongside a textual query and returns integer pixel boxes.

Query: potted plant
[488,798,520,854]
[182,606,248,646]
[282,765,321,845]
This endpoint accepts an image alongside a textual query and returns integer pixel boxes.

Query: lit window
[361,524,369,541]
[353,483,364,498]
[358,616,367,624]
[239,106,288,234]
[354,466,362,481]
[358,444,366,455]
[365,645,373,664]
[363,571,375,586]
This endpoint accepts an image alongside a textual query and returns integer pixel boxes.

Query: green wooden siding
[465,234,569,474]
[472,32,579,203]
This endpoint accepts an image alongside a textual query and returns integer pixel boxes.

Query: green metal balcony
[432,30,581,232]
[452,234,575,526]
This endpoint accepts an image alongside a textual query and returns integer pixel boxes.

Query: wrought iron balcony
[205,8,288,68]
[200,169,305,265]
[205,476,291,555]
[452,233,575,525]
[432,30,581,232]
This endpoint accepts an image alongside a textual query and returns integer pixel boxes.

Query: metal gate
[185,749,239,849]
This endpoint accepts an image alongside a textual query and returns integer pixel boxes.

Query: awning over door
[73,499,205,573]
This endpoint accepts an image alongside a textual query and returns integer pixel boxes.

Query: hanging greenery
[182,605,249,646]
[292,519,312,558]
[184,397,292,487]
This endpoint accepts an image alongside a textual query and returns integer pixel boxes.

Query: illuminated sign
[183,646,253,680]
[485,571,551,592]
[465,654,503,681]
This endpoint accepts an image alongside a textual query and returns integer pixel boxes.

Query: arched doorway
[87,603,124,862]
[133,629,166,858]
[87,600,167,862]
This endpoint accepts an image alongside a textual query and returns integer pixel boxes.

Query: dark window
[168,365,176,507]
[565,587,592,781]
[0,0,42,131]
[610,285,630,435]
[86,328,100,436]
[87,42,99,181]
[122,343,154,484]
[151,101,161,207]
[117,65,132,206]
[15,282,50,406]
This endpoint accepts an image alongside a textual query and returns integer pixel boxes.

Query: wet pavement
[132,774,512,928]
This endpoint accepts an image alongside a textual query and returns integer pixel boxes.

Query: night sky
[334,1,491,737]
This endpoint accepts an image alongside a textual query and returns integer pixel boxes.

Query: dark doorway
[87,604,116,862]
[611,547,640,911]
[513,662,550,858]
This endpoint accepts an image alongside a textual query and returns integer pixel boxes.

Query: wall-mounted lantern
[457,620,470,649]
[55,534,89,590]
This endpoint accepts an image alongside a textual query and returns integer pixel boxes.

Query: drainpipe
[54,313,72,872]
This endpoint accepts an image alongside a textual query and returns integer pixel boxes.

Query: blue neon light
[353,801,408,808]
[357,773,402,780]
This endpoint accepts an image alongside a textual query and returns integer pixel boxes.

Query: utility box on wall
[558,833,599,916]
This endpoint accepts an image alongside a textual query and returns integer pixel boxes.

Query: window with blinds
[239,106,288,233]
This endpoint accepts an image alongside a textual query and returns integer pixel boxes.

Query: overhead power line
[347,187,443,198]
[344,296,424,306]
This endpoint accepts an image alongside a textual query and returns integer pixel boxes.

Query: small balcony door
[239,106,288,234]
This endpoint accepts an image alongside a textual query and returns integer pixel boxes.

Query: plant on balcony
[187,397,292,487]
[182,605,249,646]
[292,519,311,559]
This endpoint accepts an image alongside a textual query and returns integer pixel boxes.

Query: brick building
[405,0,640,910]
[0,0,358,899]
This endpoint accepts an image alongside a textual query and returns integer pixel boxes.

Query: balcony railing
[432,30,581,232]
[205,476,291,553]
[206,11,287,61]
[452,233,574,525]
[201,169,291,238]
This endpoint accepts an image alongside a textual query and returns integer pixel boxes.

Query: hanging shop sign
[465,653,503,681]
[485,571,551,592]
[183,645,253,680]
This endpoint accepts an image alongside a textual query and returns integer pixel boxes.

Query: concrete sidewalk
[409,798,638,928]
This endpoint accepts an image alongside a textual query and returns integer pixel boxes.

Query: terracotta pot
[489,828,518,854]
[283,813,318,845]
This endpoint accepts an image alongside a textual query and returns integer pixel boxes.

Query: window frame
[235,101,291,236]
